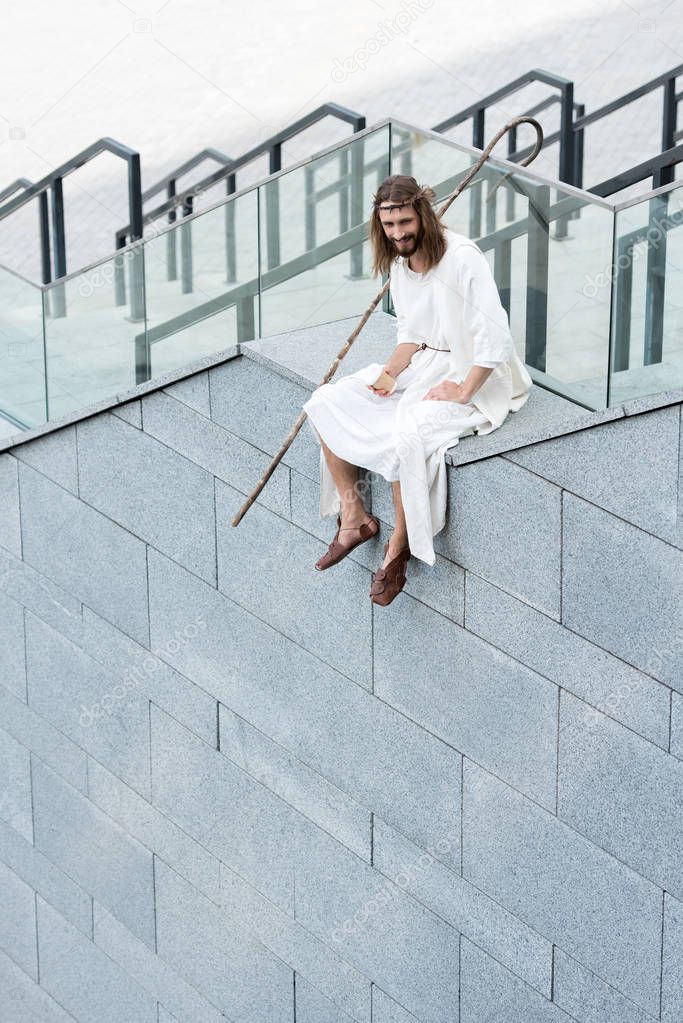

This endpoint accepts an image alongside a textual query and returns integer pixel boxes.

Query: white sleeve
[456,244,514,365]
[390,261,422,346]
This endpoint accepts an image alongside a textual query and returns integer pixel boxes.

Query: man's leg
[384,481,410,568]
[320,438,374,549]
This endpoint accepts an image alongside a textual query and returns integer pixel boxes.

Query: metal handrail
[0,138,142,304]
[509,63,682,192]
[114,147,233,300]
[587,141,683,198]
[5,62,681,297]
[112,101,365,303]
[432,69,578,241]
[0,177,49,284]
[434,69,577,186]
[0,178,33,203]
[141,147,232,203]
[118,103,366,238]
[29,113,619,298]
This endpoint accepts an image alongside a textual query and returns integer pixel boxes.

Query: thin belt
[418,342,449,352]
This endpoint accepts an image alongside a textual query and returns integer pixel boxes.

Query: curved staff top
[231,115,544,528]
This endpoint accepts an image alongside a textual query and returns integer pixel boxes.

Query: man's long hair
[369,175,447,278]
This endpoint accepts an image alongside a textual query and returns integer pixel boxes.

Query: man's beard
[394,228,422,256]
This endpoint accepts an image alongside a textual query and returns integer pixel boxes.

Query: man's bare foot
[381,532,409,569]
[336,511,376,552]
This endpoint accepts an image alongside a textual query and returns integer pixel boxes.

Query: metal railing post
[180,195,193,294]
[525,182,550,371]
[349,136,365,278]
[225,172,237,283]
[38,191,51,286]
[469,108,485,238]
[573,102,585,191]
[266,142,282,269]
[305,163,316,251]
[39,191,52,318]
[50,177,66,318]
[128,152,143,241]
[135,324,151,384]
[555,81,575,238]
[236,293,256,341]
[612,233,633,373]
[167,179,178,280]
[643,193,668,365]
[114,234,127,306]
[656,76,677,189]
[129,243,145,323]
[505,124,517,223]
[338,149,349,235]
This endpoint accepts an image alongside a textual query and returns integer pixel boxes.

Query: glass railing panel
[143,187,259,376]
[17,119,679,433]
[390,124,480,238]
[43,245,146,420]
[258,125,391,338]
[0,265,46,428]
[609,188,683,404]
[388,126,616,409]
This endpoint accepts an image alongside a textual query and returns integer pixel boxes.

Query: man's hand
[421,379,471,403]
[367,365,397,397]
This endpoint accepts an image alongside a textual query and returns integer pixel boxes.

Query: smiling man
[302,174,533,605]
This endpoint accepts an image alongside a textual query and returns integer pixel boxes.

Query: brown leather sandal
[314,514,380,571]
[369,542,411,606]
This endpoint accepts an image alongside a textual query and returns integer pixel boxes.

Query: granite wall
[0,345,681,1023]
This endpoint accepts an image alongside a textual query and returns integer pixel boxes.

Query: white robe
[302,228,533,566]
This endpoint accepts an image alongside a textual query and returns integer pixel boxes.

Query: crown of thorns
[372,185,431,211]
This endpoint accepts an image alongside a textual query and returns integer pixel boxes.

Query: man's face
[378,203,422,256]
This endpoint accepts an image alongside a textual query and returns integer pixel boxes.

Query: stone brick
[0,724,32,841]
[215,477,372,688]
[435,455,562,619]
[662,892,683,1022]
[219,702,371,860]
[18,461,149,645]
[507,407,681,546]
[554,948,660,1023]
[32,759,155,949]
[12,425,78,493]
[0,947,75,1022]
[562,492,683,690]
[0,453,21,556]
[460,938,572,1022]
[148,548,461,867]
[142,387,291,518]
[0,818,92,938]
[0,681,87,794]
[466,572,670,749]
[375,591,558,809]
[462,759,662,1014]
[36,896,156,1022]
[25,612,151,799]
[155,856,294,1022]
[77,412,216,585]
[294,819,460,1023]
[373,815,552,996]
[0,591,26,700]
[0,860,38,979]
[558,690,683,898]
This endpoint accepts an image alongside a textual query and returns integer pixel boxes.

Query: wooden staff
[232,114,543,527]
